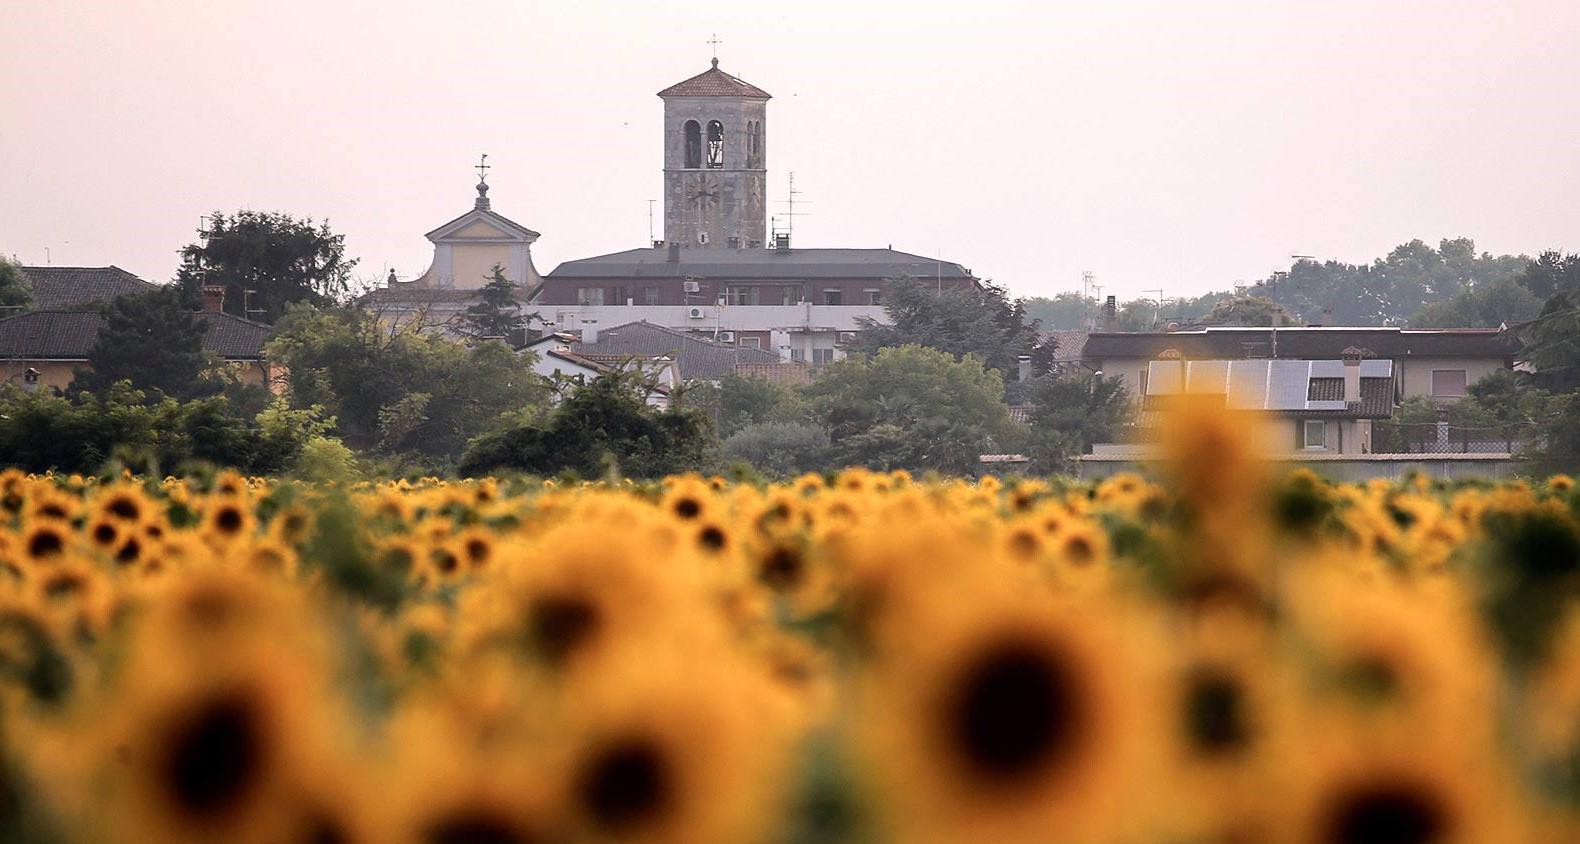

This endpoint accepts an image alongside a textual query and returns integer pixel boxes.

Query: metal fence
[1370,422,1531,455]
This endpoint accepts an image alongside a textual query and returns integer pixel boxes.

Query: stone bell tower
[658,58,770,249]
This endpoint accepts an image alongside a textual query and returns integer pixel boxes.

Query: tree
[458,370,715,479]
[1412,277,1544,328]
[0,257,31,310]
[721,422,830,477]
[1513,251,1580,302]
[76,288,211,399]
[176,210,356,323]
[1201,295,1296,327]
[713,373,807,438]
[1023,373,1131,474]
[459,264,533,339]
[265,303,551,465]
[1520,294,1580,394]
[851,278,1054,388]
[803,344,1014,474]
[1021,292,1096,331]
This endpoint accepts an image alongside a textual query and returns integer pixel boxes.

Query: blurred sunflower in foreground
[0,407,1576,842]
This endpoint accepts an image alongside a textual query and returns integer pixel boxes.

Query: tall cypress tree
[459,264,532,340]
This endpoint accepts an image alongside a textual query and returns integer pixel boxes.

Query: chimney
[667,242,681,263]
[201,284,226,313]
[727,236,741,249]
[1341,346,1364,403]
[774,233,790,252]
[1017,355,1032,382]
[1103,295,1117,330]
[581,319,598,345]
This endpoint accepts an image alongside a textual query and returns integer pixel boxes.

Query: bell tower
[658,57,770,249]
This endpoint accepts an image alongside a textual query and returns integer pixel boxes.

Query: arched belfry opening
[706,120,724,168]
[683,120,702,169]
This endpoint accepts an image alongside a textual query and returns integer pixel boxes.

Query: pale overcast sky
[3,0,1577,301]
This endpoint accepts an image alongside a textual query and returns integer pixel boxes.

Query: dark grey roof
[547,247,973,282]
[18,266,158,309]
[361,285,531,305]
[1083,327,1516,361]
[530,320,780,380]
[0,310,270,361]
[195,312,271,359]
[1048,330,1088,362]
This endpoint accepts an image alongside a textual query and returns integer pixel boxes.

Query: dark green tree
[77,289,211,399]
[266,302,551,465]
[0,257,31,310]
[1201,295,1296,327]
[1023,372,1131,474]
[851,278,1054,389]
[176,210,356,323]
[459,264,533,339]
[458,370,715,479]
[804,344,1014,474]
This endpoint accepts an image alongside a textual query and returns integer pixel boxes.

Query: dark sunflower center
[946,638,1079,783]
[215,508,244,534]
[577,738,672,830]
[1008,531,1040,559]
[673,498,701,519]
[93,523,118,545]
[115,538,142,565]
[758,547,805,589]
[160,691,265,817]
[107,497,140,521]
[1184,669,1251,756]
[1064,536,1094,565]
[1323,783,1447,844]
[529,595,599,665]
[28,530,64,559]
[423,810,534,844]
[466,539,490,564]
[698,526,727,551]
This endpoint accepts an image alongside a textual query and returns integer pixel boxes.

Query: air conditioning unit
[683,280,701,293]
[688,307,706,319]
[718,331,736,343]
[837,331,857,344]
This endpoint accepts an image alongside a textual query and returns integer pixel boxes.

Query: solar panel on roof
[1226,360,1270,408]
[1267,361,1311,410]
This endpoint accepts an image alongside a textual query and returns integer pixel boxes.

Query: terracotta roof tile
[657,61,771,99]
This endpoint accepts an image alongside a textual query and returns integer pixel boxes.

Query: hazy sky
[3,0,1578,301]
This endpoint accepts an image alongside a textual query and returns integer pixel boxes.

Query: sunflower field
[2,407,1580,844]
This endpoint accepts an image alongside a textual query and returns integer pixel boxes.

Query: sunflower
[660,476,713,523]
[854,587,1156,844]
[19,519,72,566]
[201,498,256,545]
[555,648,793,844]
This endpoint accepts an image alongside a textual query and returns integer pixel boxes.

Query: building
[0,285,276,391]
[516,319,788,383]
[532,57,980,361]
[1080,326,1518,404]
[363,169,542,334]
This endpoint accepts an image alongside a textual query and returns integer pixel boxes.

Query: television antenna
[773,171,809,242]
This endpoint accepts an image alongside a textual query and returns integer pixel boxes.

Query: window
[813,348,835,365]
[865,289,882,305]
[683,120,701,169]
[643,287,660,305]
[822,289,843,306]
[706,120,724,168]
[1431,369,1468,398]
[609,287,627,305]
[790,348,805,362]
[746,121,762,169]
[1302,420,1327,450]
[577,287,605,306]
[740,337,762,350]
[725,286,758,306]
[780,286,800,305]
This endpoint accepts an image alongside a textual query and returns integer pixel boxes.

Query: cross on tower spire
[473,153,492,210]
[707,33,722,67]
[475,153,490,183]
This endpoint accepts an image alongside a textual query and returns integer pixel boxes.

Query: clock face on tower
[687,174,720,212]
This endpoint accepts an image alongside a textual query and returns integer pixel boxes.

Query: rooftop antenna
[777,171,808,243]
[647,200,656,243]
[1144,288,1165,327]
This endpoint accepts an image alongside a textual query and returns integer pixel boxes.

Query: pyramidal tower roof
[657,58,771,99]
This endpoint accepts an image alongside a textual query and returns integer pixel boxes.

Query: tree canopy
[1200,295,1296,327]
[0,257,31,310]
[265,303,550,465]
[77,288,211,400]
[459,264,532,340]
[851,277,1053,386]
[176,210,356,323]
[803,344,1013,474]
[458,370,714,479]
